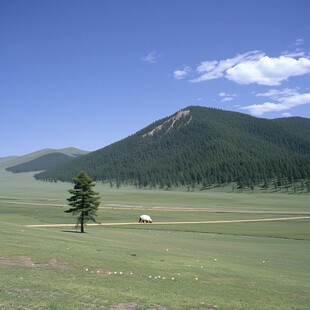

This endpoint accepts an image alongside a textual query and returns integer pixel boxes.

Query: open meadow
[0,169,310,309]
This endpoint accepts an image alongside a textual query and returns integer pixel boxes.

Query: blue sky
[1,0,310,157]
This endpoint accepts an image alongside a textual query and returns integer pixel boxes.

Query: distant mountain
[273,116,310,132]
[2,147,88,169]
[35,107,310,190]
[6,152,78,173]
[0,156,19,165]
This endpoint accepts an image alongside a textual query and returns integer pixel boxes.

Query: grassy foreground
[1,223,310,310]
[0,169,310,309]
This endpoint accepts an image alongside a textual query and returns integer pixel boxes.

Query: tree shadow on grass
[61,230,82,233]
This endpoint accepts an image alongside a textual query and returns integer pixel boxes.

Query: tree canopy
[65,171,100,233]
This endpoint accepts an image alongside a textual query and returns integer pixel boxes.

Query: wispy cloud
[281,48,305,58]
[242,90,310,115]
[190,51,264,83]
[221,97,234,102]
[282,112,292,117]
[218,92,237,103]
[255,88,299,100]
[218,92,237,97]
[142,51,162,63]
[174,50,310,86]
[294,38,304,46]
[196,61,218,73]
[281,38,307,58]
[174,66,191,80]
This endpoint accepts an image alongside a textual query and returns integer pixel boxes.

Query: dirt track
[25,216,310,228]
[0,201,67,207]
[1,201,310,215]
[0,201,143,208]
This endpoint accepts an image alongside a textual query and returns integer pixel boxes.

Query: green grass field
[0,169,310,309]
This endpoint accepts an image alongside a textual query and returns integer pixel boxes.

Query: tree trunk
[81,211,84,233]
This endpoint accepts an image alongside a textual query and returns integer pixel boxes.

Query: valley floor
[0,169,309,309]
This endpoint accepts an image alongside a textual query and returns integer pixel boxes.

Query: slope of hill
[6,152,77,173]
[0,156,19,165]
[273,116,310,132]
[1,147,88,169]
[35,106,310,189]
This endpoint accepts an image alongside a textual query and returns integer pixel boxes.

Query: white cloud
[282,49,305,58]
[226,56,310,86]
[218,92,237,97]
[242,92,310,115]
[196,61,218,73]
[221,97,234,102]
[190,51,264,83]
[175,50,310,86]
[218,92,237,102]
[256,88,299,100]
[294,38,304,46]
[142,51,161,63]
[174,66,191,80]
[282,112,292,117]
[282,40,308,57]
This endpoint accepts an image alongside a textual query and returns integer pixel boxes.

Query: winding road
[25,216,310,227]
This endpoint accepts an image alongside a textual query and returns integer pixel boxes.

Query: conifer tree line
[35,107,310,192]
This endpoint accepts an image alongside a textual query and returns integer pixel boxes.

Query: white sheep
[139,214,152,223]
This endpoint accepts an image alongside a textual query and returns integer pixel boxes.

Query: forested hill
[35,106,310,190]
[6,152,76,173]
[273,116,310,132]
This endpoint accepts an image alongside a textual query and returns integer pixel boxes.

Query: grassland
[0,168,309,309]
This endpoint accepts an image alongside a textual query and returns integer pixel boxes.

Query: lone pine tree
[65,171,100,233]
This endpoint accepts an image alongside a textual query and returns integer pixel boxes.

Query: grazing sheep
[139,214,152,223]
